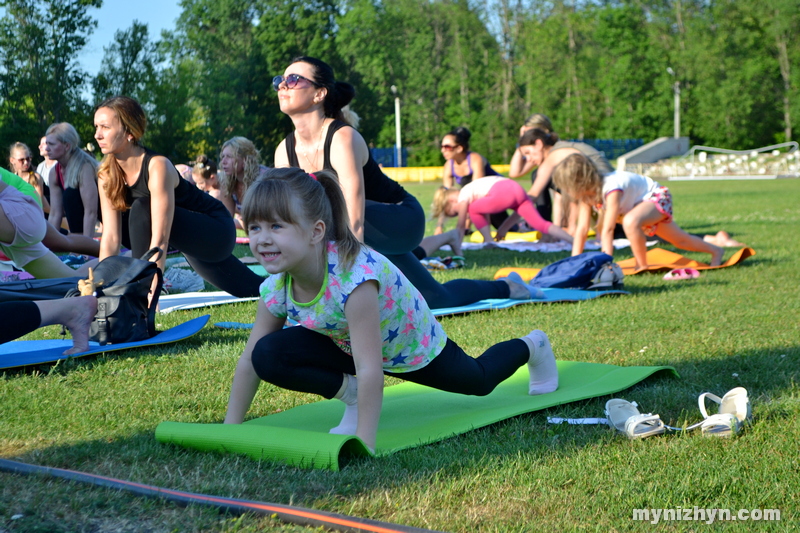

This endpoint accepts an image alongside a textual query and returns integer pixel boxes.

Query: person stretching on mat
[0,296,97,355]
[93,96,263,298]
[272,55,532,308]
[430,177,573,248]
[0,167,96,279]
[552,153,725,270]
[510,125,613,236]
[223,168,559,453]
[437,126,508,234]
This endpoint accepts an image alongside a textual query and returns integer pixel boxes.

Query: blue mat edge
[0,315,210,370]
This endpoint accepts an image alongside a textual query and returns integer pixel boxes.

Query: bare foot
[704,230,745,248]
[709,244,724,267]
[62,296,97,355]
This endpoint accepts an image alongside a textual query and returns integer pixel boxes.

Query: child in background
[224,168,559,452]
[552,153,724,270]
[191,155,222,201]
[430,177,573,248]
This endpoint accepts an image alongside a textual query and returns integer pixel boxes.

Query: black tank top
[285,120,407,204]
[126,150,224,214]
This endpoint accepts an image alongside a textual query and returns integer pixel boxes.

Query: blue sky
[80,0,183,77]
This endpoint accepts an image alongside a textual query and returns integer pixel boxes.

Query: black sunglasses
[272,73,320,91]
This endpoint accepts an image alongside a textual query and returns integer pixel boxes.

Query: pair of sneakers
[605,387,751,439]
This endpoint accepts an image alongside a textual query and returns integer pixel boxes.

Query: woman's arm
[78,164,99,237]
[47,177,64,228]
[97,176,121,260]
[273,139,289,168]
[509,147,536,178]
[442,162,454,189]
[31,172,50,213]
[455,200,471,244]
[329,127,367,242]
[146,156,178,273]
[471,153,487,180]
[527,148,578,200]
[344,280,385,452]
[225,299,286,424]
[571,201,593,256]
[600,191,621,257]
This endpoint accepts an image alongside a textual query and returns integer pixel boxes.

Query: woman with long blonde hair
[219,136,270,229]
[44,123,99,235]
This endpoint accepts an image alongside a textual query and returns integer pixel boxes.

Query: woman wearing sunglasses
[440,127,501,189]
[219,136,270,229]
[8,142,49,213]
[272,56,532,308]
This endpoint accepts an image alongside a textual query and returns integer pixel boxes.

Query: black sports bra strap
[322,120,347,171]
[285,133,300,167]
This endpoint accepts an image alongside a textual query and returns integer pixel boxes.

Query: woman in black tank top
[94,96,262,298]
[272,56,532,308]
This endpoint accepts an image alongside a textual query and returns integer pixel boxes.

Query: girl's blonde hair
[430,186,454,219]
[45,122,99,191]
[220,136,261,197]
[523,113,553,133]
[241,168,362,269]
[551,153,603,205]
[93,96,145,211]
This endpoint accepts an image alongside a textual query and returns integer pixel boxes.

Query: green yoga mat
[156,361,676,470]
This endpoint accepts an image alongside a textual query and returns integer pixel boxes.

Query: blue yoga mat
[213,288,629,329]
[0,315,209,370]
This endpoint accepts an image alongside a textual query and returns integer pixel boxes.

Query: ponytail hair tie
[309,173,318,181]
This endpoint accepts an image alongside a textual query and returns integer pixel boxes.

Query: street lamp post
[391,85,402,167]
[666,67,680,138]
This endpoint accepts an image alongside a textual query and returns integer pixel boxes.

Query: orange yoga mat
[494,247,755,281]
[614,246,756,275]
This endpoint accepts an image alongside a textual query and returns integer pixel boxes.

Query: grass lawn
[1,178,798,532]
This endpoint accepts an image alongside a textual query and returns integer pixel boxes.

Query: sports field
[1,178,798,532]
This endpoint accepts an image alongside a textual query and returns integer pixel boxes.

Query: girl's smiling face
[248,216,322,276]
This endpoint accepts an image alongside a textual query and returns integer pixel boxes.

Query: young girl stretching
[431,177,573,248]
[552,153,724,270]
[224,168,559,452]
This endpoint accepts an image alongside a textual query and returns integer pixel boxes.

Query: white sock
[330,374,358,435]
[521,330,558,395]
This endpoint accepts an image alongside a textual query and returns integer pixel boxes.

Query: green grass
[1,179,799,532]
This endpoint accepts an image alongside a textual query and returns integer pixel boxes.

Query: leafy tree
[92,21,157,103]
[0,0,101,150]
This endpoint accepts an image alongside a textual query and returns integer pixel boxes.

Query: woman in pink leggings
[431,177,573,248]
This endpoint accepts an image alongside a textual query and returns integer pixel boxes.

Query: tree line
[1,0,797,167]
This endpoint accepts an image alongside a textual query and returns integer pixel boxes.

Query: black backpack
[67,248,164,345]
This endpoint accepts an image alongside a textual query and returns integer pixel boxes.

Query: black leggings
[365,192,509,309]
[0,301,40,344]
[125,197,263,297]
[251,326,529,399]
